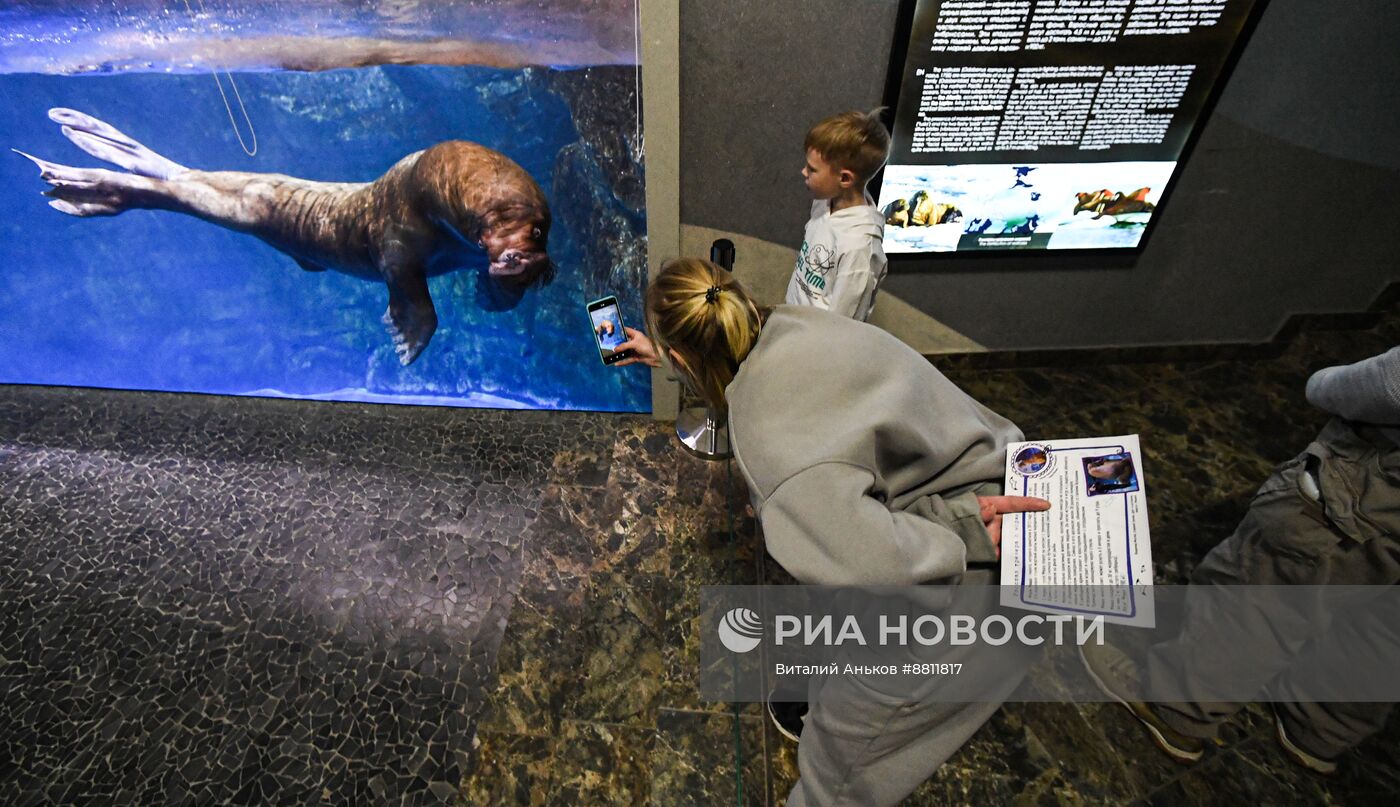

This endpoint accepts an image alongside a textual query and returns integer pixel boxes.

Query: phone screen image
[587,298,631,364]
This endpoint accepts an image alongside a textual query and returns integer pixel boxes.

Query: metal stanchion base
[676,406,732,460]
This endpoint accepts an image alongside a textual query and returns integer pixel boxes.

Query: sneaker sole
[1272,709,1338,776]
[1078,646,1203,765]
[766,701,802,744]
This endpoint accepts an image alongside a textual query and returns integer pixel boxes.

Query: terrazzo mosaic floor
[3,303,1400,805]
[0,392,619,804]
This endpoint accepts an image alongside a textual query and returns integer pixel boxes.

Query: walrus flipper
[13,149,134,217]
[381,265,438,366]
[14,107,185,217]
[49,108,187,180]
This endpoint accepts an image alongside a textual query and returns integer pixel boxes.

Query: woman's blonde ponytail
[645,258,766,414]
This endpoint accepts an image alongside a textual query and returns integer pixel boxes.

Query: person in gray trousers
[1082,346,1400,774]
[620,257,1050,805]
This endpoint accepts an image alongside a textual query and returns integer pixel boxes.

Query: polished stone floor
[470,303,1400,806]
[0,392,618,804]
[3,304,1399,805]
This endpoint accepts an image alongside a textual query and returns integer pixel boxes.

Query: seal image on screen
[882,197,910,227]
[1073,188,1155,221]
[910,195,961,226]
[885,191,961,228]
[14,108,555,366]
[904,191,961,226]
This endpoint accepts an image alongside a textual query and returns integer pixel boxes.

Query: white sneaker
[1271,705,1339,775]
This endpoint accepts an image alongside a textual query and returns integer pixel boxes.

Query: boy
[787,110,891,321]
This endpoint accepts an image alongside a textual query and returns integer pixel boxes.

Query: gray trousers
[1147,418,1400,757]
[784,573,1040,807]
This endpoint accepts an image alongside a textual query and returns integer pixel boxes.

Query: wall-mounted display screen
[880,0,1264,254]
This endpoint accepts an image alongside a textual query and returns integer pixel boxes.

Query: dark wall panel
[679,0,901,249]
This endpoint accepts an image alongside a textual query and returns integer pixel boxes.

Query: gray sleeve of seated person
[1305,346,1400,426]
[758,461,989,586]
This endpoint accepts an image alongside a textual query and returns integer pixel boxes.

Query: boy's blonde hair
[645,257,767,414]
[804,109,891,185]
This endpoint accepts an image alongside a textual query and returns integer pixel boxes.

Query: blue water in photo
[0,64,650,412]
[0,1,639,74]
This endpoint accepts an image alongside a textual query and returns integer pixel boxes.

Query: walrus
[1073,187,1154,220]
[906,190,928,221]
[15,108,554,366]
[882,197,910,227]
[908,192,961,227]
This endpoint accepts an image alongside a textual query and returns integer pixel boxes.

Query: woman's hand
[975,495,1052,558]
[613,327,661,368]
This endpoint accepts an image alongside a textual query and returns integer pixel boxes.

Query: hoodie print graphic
[795,242,836,297]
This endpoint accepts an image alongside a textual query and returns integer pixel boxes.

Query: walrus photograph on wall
[0,0,648,412]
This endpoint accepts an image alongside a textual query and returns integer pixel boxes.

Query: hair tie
[704,285,722,304]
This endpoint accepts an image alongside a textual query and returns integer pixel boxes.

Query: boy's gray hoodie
[727,306,1023,586]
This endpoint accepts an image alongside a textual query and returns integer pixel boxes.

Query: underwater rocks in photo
[537,66,649,319]
[542,67,647,215]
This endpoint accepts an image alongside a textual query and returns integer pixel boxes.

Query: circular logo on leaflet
[1012,443,1054,478]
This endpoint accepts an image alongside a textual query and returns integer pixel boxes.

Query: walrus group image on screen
[0,0,648,412]
[878,162,1175,253]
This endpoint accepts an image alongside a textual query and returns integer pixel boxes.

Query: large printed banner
[0,1,649,412]
[881,0,1263,254]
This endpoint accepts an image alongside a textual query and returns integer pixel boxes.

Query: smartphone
[586,296,634,365]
